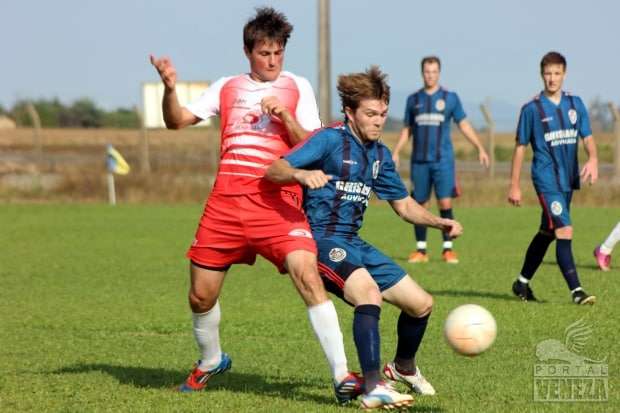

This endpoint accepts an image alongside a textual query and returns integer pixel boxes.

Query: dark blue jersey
[404,87,466,163]
[284,123,409,238]
[516,91,592,193]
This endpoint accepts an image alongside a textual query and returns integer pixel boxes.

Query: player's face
[541,64,565,94]
[422,62,440,89]
[245,39,285,82]
[346,99,389,143]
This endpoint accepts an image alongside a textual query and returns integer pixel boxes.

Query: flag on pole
[106,144,130,175]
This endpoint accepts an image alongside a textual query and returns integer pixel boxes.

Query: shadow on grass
[540,260,601,271]
[52,364,335,405]
[428,289,524,302]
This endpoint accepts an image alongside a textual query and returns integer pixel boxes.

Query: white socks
[518,275,530,284]
[416,241,427,250]
[307,300,349,383]
[443,241,453,250]
[601,222,620,254]
[193,301,222,371]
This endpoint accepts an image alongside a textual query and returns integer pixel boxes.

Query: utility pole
[480,101,495,178]
[318,0,331,125]
[609,102,620,182]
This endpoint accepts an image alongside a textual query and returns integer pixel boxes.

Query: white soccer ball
[444,304,497,356]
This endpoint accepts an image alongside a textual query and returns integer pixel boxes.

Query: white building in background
[142,81,211,129]
[0,116,16,129]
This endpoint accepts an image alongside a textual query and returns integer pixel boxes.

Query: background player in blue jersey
[508,51,598,305]
[267,67,463,409]
[393,56,489,264]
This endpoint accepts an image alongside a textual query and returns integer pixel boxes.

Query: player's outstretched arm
[458,120,490,168]
[266,159,332,189]
[261,96,311,145]
[149,54,200,130]
[391,127,411,168]
[389,197,463,239]
[508,143,526,206]
[580,136,598,185]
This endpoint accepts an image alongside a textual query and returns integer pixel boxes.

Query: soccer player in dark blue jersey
[393,56,489,264]
[267,67,463,409]
[508,51,598,305]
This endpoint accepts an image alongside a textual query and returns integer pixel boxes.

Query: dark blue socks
[556,239,581,291]
[394,311,430,372]
[520,231,554,280]
[353,304,381,391]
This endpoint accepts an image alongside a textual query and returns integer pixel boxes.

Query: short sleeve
[451,93,466,123]
[184,76,231,120]
[516,105,533,145]
[373,147,409,200]
[284,130,331,168]
[293,76,322,131]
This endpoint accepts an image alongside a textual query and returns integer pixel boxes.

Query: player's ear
[243,46,251,59]
[344,107,355,124]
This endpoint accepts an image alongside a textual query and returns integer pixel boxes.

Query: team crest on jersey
[289,229,313,239]
[550,201,563,216]
[372,160,381,179]
[568,109,578,125]
[435,99,446,111]
[329,248,347,262]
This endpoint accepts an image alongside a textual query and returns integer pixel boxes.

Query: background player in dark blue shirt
[267,67,462,408]
[393,56,489,265]
[508,51,598,305]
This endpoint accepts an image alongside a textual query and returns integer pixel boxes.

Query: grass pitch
[1,203,618,412]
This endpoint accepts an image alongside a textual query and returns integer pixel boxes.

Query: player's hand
[392,153,400,169]
[580,159,598,185]
[261,96,289,120]
[441,219,463,239]
[149,54,177,90]
[508,185,521,206]
[293,169,332,189]
[479,149,490,168]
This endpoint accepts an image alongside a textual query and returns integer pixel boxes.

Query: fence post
[25,102,42,166]
[136,107,151,174]
[480,102,495,178]
[609,102,620,182]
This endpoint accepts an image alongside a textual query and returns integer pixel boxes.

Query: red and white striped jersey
[186,71,321,195]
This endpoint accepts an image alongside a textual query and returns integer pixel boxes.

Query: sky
[4,0,620,130]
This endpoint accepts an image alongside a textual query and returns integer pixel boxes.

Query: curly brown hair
[243,7,293,52]
[337,66,390,114]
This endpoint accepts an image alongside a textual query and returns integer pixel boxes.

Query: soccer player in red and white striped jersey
[150,7,360,402]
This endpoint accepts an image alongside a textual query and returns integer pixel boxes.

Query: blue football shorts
[315,236,406,305]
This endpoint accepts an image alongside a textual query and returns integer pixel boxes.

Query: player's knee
[555,226,573,239]
[418,293,433,317]
[405,292,433,318]
[188,290,218,313]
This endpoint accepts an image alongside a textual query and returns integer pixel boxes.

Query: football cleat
[383,362,436,395]
[177,353,232,392]
[334,372,364,405]
[442,250,459,264]
[408,251,429,263]
[572,290,596,305]
[512,280,537,302]
[360,382,414,410]
[593,246,611,271]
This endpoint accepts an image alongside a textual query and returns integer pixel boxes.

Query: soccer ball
[444,304,497,356]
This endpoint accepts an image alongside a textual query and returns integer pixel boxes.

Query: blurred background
[2,0,619,205]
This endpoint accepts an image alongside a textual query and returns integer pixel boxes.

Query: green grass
[1,204,618,412]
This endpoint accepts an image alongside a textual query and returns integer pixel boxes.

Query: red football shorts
[187,190,317,273]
